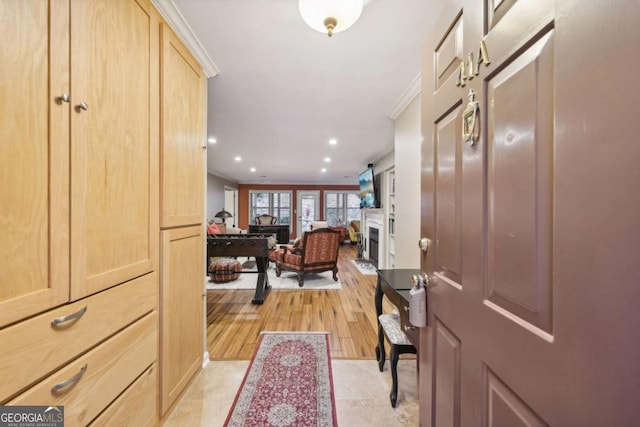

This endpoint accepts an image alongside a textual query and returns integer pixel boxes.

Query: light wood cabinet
[160,226,204,414]
[158,23,206,417]
[70,0,159,300]
[160,23,205,228]
[0,0,159,325]
[0,0,70,328]
[1,0,161,423]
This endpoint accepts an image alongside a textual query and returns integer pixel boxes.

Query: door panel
[160,226,203,414]
[486,368,548,427]
[486,31,554,333]
[0,0,69,326]
[433,318,461,427]
[435,12,464,91]
[435,107,463,286]
[160,23,205,228]
[71,0,158,298]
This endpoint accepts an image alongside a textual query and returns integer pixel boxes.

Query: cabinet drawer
[10,312,157,427]
[89,363,157,427]
[0,273,158,403]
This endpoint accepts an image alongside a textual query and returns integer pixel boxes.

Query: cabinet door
[70,0,159,299]
[160,226,204,414]
[0,0,70,327]
[160,24,205,228]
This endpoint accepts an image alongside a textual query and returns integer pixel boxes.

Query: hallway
[166,245,419,425]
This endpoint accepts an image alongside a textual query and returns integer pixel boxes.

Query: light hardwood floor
[206,244,392,360]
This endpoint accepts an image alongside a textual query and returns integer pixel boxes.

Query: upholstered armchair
[270,228,341,287]
[255,214,277,225]
[348,220,360,243]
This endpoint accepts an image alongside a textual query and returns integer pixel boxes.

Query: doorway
[223,186,237,227]
[296,190,320,237]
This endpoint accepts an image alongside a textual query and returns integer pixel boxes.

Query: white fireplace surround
[362,209,385,266]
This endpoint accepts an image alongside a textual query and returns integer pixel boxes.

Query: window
[249,191,291,225]
[325,192,360,227]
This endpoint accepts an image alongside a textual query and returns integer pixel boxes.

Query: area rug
[224,332,338,427]
[352,259,378,275]
[206,262,341,290]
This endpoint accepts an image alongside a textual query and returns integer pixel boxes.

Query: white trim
[152,0,220,78]
[387,73,422,120]
[371,143,395,165]
[202,351,210,368]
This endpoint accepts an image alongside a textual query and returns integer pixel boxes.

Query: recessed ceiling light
[329,139,337,145]
[321,168,327,173]
[324,157,331,162]
[208,137,217,144]
[250,167,256,172]
[234,156,242,162]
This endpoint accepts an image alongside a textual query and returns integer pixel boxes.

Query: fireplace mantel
[362,209,385,265]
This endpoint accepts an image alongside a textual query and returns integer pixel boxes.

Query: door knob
[418,237,431,252]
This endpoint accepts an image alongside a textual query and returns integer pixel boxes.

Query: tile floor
[164,358,419,426]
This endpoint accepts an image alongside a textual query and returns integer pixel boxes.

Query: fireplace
[369,227,379,267]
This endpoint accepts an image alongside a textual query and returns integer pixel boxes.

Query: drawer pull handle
[403,306,409,312]
[51,306,87,328]
[51,364,87,395]
[403,325,416,332]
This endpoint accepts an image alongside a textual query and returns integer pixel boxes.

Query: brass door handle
[418,238,431,252]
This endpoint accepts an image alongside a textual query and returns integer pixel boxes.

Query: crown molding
[152,0,220,78]
[387,73,421,120]
[371,143,395,164]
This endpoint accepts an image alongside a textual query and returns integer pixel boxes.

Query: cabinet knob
[58,93,70,103]
[77,101,89,111]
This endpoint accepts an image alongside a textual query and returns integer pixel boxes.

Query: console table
[375,269,420,407]
[248,224,290,244]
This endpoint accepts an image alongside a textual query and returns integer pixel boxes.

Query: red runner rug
[224,332,338,427]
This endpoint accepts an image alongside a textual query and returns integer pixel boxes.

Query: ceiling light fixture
[299,0,364,37]
[234,156,242,162]
[324,157,331,162]
[321,168,327,173]
[208,137,217,144]
[250,167,256,172]
[329,138,337,145]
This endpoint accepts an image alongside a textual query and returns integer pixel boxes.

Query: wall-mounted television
[359,167,377,208]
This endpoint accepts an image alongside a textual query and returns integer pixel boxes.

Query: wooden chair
[270,228,340,287]
[254,214,277,224]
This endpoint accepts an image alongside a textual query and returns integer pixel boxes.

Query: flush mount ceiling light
[299,0,364,37]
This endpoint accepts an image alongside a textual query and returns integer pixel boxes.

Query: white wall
[207,173,238,220]
[393,95,421,268]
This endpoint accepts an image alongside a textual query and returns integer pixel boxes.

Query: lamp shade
[299,0,364,37]
[214,210,233,221]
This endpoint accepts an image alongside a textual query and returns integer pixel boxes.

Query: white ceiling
[171,0,446,185]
